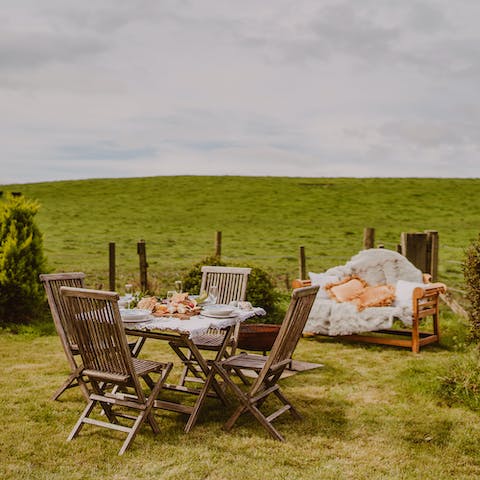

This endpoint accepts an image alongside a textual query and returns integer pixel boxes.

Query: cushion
[353,284,395,311]
[325,276,368,303]
[308,272,339,299]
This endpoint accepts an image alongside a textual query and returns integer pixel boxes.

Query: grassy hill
[1,176,479,295]
[2,176,480,479]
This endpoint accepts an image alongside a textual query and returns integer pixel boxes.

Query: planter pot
[237,323,281,353]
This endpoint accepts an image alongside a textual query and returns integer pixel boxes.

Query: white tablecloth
[125,307,265,339]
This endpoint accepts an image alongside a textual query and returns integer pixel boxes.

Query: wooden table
[124,308,263,432]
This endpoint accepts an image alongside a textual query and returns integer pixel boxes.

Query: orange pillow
[325,276,368,303]
[353,285,395,311]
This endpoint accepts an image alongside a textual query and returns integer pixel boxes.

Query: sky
[1,0,479,184]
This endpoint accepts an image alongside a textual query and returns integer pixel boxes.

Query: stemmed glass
[166,290,176,313]
[125,284,133,309]
[209,285,219,305]
[174,280,183,293]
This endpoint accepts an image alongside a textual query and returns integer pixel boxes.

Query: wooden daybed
[293,249,446,353]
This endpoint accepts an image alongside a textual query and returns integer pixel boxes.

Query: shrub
[182,256,285,324]
[440,347,480,411]
[463,234,480,341]
[0,194,48,325]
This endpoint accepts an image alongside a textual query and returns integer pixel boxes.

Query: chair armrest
[292,279,312,289]
[413,282,446,301]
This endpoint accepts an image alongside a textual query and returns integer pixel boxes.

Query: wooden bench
[292,278,446,353]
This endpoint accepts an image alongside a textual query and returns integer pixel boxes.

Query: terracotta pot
[237,323,281,352]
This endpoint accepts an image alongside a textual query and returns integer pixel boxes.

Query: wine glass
[209,285,219,304]
[166,290,176,313]
[125,284,133,309]
[174,280,183,293]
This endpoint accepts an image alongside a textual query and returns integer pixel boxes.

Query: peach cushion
[353,285,395,311]
[325,276,368,303]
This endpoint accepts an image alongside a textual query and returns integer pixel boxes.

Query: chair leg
[67,400,96,441]
[224,405,247,431]
[184,367,218,433]
[273,388,302,420]
[51,372,79,400]
[169,342,205,386]
[52,367,90,402]
[119,413,148,456]
[411,316,420,354]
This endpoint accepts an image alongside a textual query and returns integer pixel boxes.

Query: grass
[2,314,480,480]
[1,176,479,295]
[1,176,480,477]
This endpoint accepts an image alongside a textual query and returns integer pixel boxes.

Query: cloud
[0,0,479,184]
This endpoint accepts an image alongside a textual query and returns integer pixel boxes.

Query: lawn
[1,311,479,480]
[1,176,480,478]
[1,176,479,294]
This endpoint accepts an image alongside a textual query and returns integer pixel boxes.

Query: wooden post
[215,231,222,258]
[401,232,428,273]
[363,227,375,249]
[109,242,116,291]
[137,240,148,292]
[425,230,439,282]
[299,246,306,280]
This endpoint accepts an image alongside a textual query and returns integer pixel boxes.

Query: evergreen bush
[463,234,480,341]
[0,194,48,325]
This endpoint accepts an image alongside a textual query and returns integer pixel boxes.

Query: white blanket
[304,249,426,336]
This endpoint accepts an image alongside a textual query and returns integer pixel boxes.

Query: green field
[1,176,478,296]
[1,176,480,479]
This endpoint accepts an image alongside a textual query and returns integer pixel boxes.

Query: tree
[0,194,47,324]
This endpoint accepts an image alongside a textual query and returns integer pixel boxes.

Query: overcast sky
[1,0,479,184]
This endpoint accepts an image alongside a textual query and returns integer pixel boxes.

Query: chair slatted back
[60,287,143,394]
[251,285,319,395]
[200,266,251,305]
[40,273,86,351]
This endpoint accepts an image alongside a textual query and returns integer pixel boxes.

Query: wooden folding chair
[60,286,173,456]
[40,273,91,401]
[40,272,146,401]
[194,285,319,441]
[172,266,251,386]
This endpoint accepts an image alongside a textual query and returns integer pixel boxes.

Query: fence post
[109,242,116,291]
[137,240,148,292]
[425,230,439,282]
[363,227,375,249]
[215,231,222,258]
[400,232,428,273]
[299,246,306,280]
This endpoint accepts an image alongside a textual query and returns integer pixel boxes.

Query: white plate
[201,311,237,319]
[202,304,235,316]
[120,308,151,322]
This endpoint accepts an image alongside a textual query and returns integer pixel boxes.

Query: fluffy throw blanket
[304,248,426,336]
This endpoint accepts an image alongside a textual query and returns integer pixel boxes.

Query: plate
[201,311,237,319]
[202,304,235,316]
[120,308,151,322]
